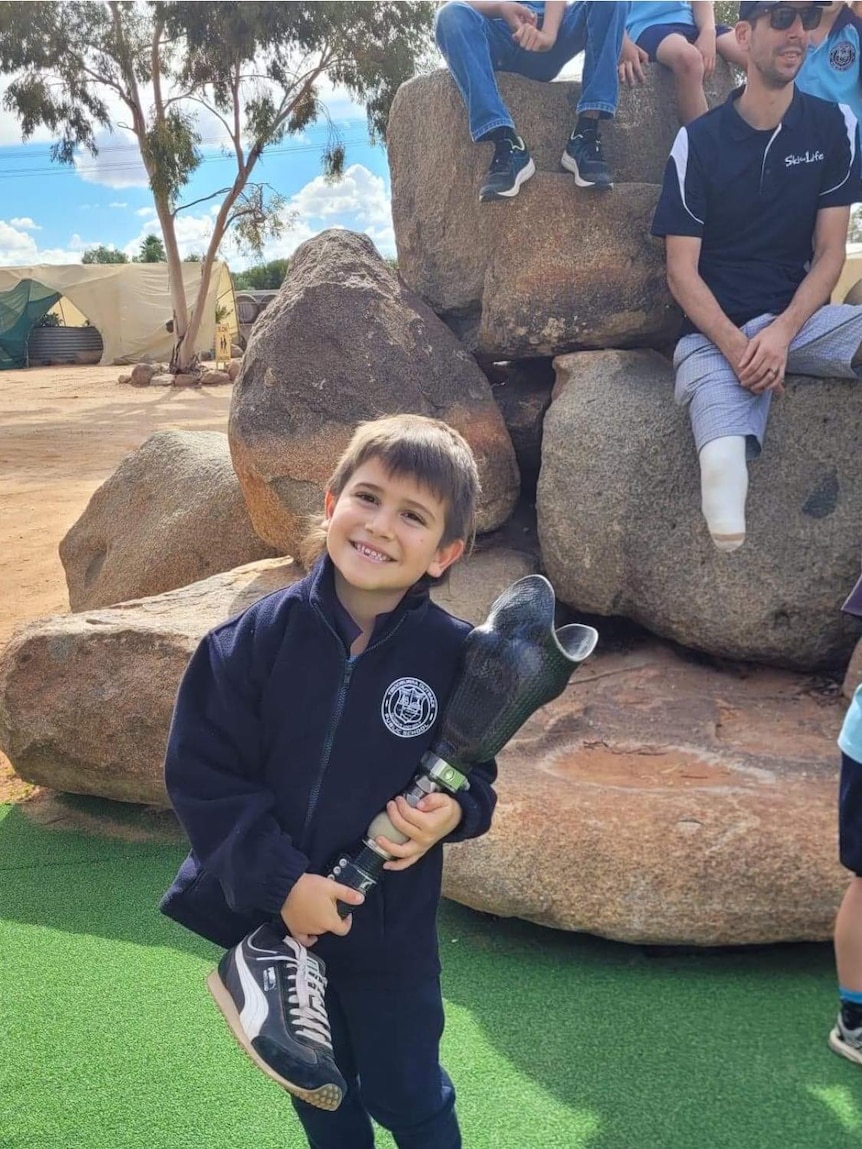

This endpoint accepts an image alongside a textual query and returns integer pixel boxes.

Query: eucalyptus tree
[0,1,434,368]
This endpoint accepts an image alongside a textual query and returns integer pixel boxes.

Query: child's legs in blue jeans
[292,977,459,1149]
[516,1,626,117]
[434,1,521,140]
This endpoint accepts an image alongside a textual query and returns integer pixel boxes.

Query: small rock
[172,372,200,387]
[117,374,132,385]
[130,362,158,386]
[227,358,242,381]
[200,370,232,386]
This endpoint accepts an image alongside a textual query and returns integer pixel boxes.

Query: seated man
[652,0,861,551]
[435,1,628,200]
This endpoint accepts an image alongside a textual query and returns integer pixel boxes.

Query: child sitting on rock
[619,2,747,123]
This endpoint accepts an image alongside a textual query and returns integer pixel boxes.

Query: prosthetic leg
[699,435,748,552]
[330,574,598,908]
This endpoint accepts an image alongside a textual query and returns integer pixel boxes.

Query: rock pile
[1,58,859,947]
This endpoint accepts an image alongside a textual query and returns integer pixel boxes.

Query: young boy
[797,1,862,126]
[831,566,862,1066]
[620,2,746,124]
[160,414,498,1147]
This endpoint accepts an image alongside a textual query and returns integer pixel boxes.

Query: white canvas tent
[0,261,237,367]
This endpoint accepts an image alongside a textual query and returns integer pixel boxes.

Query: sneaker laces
[573,130,604,162]
[270,942,334,1050]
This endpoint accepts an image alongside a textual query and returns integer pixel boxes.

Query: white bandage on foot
[698,436,748,552]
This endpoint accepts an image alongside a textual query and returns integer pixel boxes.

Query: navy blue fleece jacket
[160,556,497,983]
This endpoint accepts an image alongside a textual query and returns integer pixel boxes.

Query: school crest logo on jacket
[381,677,438,737]
[829,41,856,72]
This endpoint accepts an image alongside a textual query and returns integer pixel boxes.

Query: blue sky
[0,79,394,271]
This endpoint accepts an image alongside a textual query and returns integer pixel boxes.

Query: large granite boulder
[229,229,519,556]
[0,558,305,805]
[0,546,535,804]
[388,65,733,358]
[537,350,862,670]
[60,431,276,610]
[444,637,849,946]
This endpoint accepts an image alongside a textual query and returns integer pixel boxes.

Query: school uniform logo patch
[830,41,856,72]
[381,677,438,737]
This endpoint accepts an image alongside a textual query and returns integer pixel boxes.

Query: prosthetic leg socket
[699,435,748,552]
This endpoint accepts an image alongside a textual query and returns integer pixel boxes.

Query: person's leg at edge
[291,985,376,1149]
[342,977,460,1149]
[434,1,534,201]
[834,878,862,1059]
[831,750,862,1066]
[558,1,627,188]
[699,436,748,551]
[655,33,707,124]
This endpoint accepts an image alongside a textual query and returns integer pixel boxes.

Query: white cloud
[75,128,149,188]
[9,217,40,230]
[108,201,128,209]
[0,221,88,266]
[135,206,157,217]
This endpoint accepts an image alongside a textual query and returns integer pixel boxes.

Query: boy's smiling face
[323,457,464,619]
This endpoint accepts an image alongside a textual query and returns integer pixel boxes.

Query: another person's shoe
[829,1013,862,1065]
[561,128,613,189]
[207,923,345,1110]
[479,135,535,202]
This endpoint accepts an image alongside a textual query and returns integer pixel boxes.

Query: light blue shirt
[627,1,694,45]
[839,684,862,763]
[797,7,862,126]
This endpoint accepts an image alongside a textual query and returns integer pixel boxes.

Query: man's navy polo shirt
[652,85,860,337]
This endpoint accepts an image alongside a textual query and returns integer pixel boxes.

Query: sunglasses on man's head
[753,4,823,31]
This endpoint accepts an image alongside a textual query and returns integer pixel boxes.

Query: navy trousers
[291,976,460,1149]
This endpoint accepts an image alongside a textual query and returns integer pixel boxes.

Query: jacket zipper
[298,607,407,850]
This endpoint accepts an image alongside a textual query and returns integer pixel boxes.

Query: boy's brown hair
[299,413,480,576]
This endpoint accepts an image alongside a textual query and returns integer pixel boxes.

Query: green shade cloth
[0,279,62,369]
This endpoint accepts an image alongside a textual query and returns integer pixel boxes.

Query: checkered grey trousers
[673,304,862,458]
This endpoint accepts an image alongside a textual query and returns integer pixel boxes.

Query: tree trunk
[152,197,194,372]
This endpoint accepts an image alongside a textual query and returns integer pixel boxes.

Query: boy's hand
[512,22,556,51]
[500,2,538,35]
[377,793,464,872]
[280,873,364,946]
[618,34,648,85]
[695,27,717,76]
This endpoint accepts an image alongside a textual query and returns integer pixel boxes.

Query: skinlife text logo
[784,150,825,167]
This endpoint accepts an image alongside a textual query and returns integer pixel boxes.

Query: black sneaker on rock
[207,923,345,1110]
[829,1013,862,1066]
[561,129,613,189]
[479,135,536,202]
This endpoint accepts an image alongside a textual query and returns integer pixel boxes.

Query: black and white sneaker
[828,1013,862,1066]
[561,128,613,189]
[480,135,536,202]
[207,923,345,1110]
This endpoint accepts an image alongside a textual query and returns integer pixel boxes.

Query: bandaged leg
[698,435,747,552]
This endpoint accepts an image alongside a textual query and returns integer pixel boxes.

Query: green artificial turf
[1,798,860,1149]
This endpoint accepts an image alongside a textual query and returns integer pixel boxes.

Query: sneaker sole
[480,157,536,201]
[828,1025,862,1066]
[206,970,343,1110]
[560,151,613,189]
